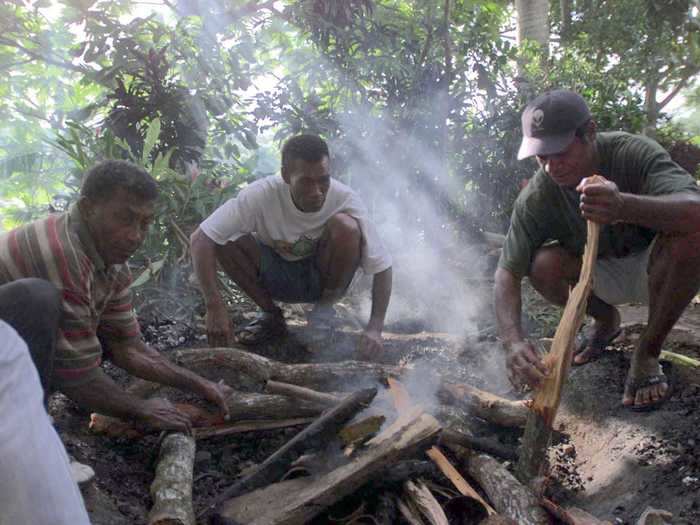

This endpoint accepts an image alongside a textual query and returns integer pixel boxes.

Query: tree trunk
[148,432,196,525]
[516,0,550,48]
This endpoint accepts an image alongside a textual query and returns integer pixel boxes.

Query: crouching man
[191,134,393,357]
[0,160,232,433]
[496,90,700,410]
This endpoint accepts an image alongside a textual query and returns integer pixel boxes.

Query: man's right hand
[505,340,549,389]
[205,302,232,347]
[140,398,193,434]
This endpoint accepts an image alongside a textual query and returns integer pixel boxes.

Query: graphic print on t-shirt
[273,234,319,259]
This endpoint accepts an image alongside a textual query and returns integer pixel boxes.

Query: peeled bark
[148,432,196,525]
[403,479,449,525]
[517,219,600,483]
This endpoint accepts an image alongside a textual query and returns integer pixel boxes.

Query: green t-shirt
[499,132,699,278]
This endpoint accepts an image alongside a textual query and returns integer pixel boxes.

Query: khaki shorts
[592,242,653,306]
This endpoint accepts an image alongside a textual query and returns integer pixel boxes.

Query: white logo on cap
[532,109,545,130]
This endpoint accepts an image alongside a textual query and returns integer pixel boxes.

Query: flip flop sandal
[572,327,622,366]
[235,310,286,345]
[624,364,673,412]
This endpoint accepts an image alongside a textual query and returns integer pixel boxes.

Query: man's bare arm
[190,227,224,307]
[61,370,192,433]
[190,227,232,346]
[367,266,392,333]
[618,192,700,233]
[495,266,549,387]
[108,338,232,418]
[493,266,526,344]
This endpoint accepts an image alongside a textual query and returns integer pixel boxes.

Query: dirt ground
[49,285,700,524]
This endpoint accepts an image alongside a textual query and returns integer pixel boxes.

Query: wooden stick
[516,217,600,483]
[193,418,314,440]
[426,446,496,515]
[541,499,612,525]
[387,378,497,516]
[439,428,518,461]
[264,380,341,406]
[438,382,529,427]
[148,432,196,525]
[202,387,378,522]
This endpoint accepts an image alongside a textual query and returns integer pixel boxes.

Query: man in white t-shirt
[190,134,393,356]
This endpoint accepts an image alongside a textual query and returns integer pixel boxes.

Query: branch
[0,36,88,76]
[658,67,700,110]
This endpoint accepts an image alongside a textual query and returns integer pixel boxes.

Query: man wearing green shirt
[496,89,700,410]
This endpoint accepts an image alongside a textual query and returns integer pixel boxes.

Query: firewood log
[462,451,550,525]
[218,408,441,525]
[264,380,341,406]
[148,432,196,525]
[438,382,529,427]
[403,479,449,525]
[201,388,378,522]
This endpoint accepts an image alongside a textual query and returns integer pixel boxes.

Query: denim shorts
[257,241,323,303]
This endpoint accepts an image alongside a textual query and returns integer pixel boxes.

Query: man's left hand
[577,176,624,224]
[200,379,233,421]
[358,329,383,360]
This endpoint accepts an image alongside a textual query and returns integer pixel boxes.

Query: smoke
[331,104,490,335]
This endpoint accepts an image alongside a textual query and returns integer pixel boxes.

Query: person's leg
[0,278,61,402]
[215,234,278,314]
[529,245,620,363]
[624,231,700,407]
[314,212,362,307]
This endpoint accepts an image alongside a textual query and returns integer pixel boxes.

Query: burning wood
[202,387,378,522]
[438,382,529,427]
[517,218,601,483]
[148,432,196,525]
[218,407,441,525]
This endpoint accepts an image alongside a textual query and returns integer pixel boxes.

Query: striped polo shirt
[0,204,141,387]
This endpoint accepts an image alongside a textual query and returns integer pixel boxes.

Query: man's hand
[577,175,624,224]
[357,329,383,360]
[140,398,193,434]
[205,302,232,347]
[199,379,233,421]
[505,340,549,389]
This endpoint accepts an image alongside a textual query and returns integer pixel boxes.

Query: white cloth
[592,242,652,306]
[0,321,91,525]
[201,175,392,275]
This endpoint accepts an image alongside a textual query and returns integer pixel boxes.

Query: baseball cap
[517,90,592,160]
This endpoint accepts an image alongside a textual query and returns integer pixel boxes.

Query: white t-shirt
[201,175,392,275]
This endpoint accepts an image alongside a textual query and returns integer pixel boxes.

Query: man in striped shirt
[0,160,231,433]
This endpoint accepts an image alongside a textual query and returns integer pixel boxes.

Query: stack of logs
[89,347,611,525]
